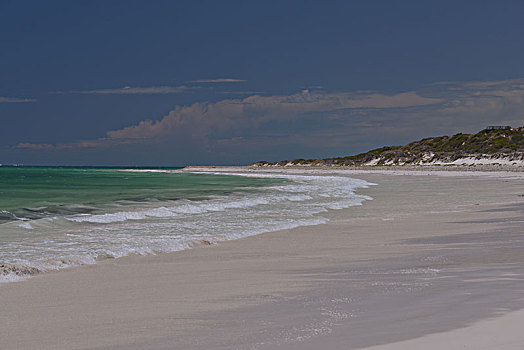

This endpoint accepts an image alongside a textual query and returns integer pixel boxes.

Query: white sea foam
[0,173,373,283]
[17,222,33,229]
[0,272,29,284]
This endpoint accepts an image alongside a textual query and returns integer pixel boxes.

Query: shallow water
[0,166,373,282]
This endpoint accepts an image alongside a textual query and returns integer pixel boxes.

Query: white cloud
[0,96,36,103]
[53,78,247,96]
[15,78,524,157]
[216,90,265,95]
[17,143,54,149]
[58,85,193,95]
[18,89,441,150]
[187,78,247,83]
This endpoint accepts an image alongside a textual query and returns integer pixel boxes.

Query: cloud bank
[18,89,440,149]
[16,78,524,163]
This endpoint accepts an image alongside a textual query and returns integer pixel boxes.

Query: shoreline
[3,166,521,285]
[182,163,524,173]
[1,170,523,349]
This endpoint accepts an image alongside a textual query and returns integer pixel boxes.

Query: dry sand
[363,308,524,350]
[1,168,523,349]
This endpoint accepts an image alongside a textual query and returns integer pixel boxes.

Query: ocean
[0,166,373,283]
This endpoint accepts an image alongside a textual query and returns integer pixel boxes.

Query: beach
[1,167,524,349]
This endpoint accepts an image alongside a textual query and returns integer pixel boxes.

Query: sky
[1,0,524,166]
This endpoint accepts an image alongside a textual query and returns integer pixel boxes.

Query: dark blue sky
[1,0,524,165]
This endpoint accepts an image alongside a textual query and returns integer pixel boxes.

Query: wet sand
[1,169,523,349]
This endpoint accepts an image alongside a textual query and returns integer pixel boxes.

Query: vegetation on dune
[253,126,524,167]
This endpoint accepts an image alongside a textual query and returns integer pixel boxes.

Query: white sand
[363,308,524,350]
[1,168,523,349]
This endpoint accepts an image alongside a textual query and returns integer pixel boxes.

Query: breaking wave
[0,172,374,283]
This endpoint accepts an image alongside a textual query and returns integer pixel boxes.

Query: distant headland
[253,126,524,167]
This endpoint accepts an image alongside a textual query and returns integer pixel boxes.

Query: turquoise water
[0,166,373,283]
[0,167,285,223]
